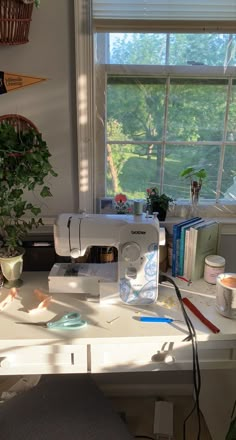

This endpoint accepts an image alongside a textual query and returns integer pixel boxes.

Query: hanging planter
[0,0,39,46]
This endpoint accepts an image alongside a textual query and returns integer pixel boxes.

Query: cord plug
[153,400,174,439]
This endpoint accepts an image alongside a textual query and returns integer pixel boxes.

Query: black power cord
[159,273,201,440]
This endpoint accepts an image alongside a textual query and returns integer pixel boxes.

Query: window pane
[169,34,236,67]
[227,81,236,141]
[106,142,221,200]
[106,76,227,200]
[107,77,165,142]
[221,146,236,200]
[106,143,161,199]
[108,33,236,67]
[110,34,167,65]
[167,79,228,142]
[163,145,221,200]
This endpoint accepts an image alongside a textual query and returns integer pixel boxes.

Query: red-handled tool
[183,297,220,334]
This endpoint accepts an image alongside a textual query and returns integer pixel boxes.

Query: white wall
[0,0,77,217]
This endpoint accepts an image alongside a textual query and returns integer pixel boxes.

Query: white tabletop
[0,272,235,348]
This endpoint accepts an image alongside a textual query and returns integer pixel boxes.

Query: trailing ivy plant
[0,122,57,257]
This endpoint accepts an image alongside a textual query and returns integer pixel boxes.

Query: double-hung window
[75,0,236,212]
[95,32,236,203]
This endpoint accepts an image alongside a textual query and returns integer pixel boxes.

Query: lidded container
[204,255,225,285]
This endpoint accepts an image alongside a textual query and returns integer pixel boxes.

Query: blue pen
[139,317,174,323]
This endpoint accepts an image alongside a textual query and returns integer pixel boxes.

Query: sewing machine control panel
[121,241,141,262]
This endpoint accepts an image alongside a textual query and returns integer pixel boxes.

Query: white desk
[0,272,235,376]
[0,272,236,440]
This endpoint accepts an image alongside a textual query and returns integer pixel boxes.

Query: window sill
[168,200,236,219]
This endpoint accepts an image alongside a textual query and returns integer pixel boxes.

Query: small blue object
[139,317,174,323]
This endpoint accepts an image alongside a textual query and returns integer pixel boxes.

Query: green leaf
[40,186,52,198]
[195,169,207,179]
[180,167,194,177]
[31,206,41,216]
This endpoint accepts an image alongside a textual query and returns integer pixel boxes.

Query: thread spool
[133,200,143,215]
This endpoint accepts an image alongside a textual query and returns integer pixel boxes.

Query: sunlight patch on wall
[80,159,89,192]
[79,74,88,125]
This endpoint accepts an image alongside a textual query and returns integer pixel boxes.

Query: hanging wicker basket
[0,114,39,160]
[0,0,34,46]
[0,113,38,132]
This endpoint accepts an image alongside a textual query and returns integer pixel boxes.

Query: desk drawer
[0,345,87,375]
[90,341,236,373]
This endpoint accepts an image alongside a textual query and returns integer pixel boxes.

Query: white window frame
[74,0,95,214]
[74,0,236,217]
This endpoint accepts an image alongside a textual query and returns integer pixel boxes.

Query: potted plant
[180,167,207,205]
[0,119,57,287]
[146,186,173,221]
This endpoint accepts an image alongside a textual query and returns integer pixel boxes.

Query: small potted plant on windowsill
[0,119,57,287]
[146,186,173,221]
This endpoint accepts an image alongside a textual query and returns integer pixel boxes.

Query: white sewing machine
[48,213,165,304]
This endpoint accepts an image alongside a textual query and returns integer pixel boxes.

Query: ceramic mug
[215,273,236,319]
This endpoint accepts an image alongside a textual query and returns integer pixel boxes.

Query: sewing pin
[106,316,120,324]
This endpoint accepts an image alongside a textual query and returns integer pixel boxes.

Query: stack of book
[171,218,219,281]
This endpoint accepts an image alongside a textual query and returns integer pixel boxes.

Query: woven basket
[0,113,38,132]
[0,0,34,45]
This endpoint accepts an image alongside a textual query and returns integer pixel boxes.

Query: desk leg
[200,370,236,440]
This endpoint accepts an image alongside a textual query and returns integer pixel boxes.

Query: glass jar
[204,255,225,284]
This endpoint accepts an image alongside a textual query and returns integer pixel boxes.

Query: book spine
[183,230,190,278]
[188,227,198,280]
[175,236,181,275]
[190,222,219,281]
[179,230,186,276]
[171,225,178,276]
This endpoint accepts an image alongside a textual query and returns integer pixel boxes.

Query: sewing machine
[48,213,165,304]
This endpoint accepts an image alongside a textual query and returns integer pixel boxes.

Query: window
[95,32,236,203]
[74,0,236,213]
